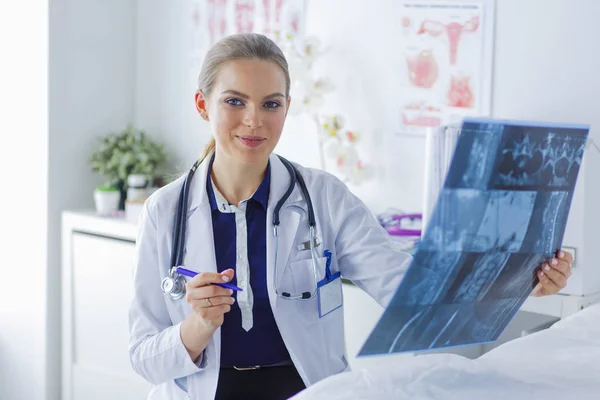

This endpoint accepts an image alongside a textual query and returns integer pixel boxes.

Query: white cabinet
[342,282,414,369]
[62,212,151,400]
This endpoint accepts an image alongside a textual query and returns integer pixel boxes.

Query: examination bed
[292,303,600,399]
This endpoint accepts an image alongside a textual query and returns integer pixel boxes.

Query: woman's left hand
[531,249,573,297]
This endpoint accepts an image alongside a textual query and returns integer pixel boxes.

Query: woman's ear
[285,96,292,117]
[195,91,209,121]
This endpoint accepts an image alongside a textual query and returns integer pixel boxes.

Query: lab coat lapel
[266,154,302,308]
[181,156,218,313]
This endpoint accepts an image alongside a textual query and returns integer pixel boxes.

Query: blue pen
[176,267,243,291]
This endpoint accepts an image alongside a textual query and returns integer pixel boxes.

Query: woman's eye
[226,98,243,106]
[264,101,281,109]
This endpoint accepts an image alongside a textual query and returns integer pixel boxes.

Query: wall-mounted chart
[189,0,307,62]
[398,1,495,131]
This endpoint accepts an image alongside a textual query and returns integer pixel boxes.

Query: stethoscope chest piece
[161,273,186,300]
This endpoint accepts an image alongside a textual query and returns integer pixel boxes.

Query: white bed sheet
[292,303,600,400]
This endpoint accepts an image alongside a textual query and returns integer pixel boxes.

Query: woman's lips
[237,136,266,148]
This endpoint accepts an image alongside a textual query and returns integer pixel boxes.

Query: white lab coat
[129,153,412,400]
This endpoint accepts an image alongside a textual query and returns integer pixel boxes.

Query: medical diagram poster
[188,0,307,62]
[399,1,494,131]
[359,118,589,355]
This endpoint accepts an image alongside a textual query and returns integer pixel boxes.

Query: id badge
[317,272,343,318]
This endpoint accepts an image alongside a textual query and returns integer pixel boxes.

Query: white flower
[350,161,374,185]
[285,51,310,83]
[344,130,360,144]
[323,138,341,158]
[321,138,374,185]
[321,115,345,136]
[278,36,296,53]
[335,145,359,172]
[281,34,332,119]
[288,80,325,116]
[296,36,323,66]
[311,77,335,95]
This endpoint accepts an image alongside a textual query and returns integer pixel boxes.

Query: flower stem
[314,114,327,170]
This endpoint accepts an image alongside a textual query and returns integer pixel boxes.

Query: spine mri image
[360,118,589,356]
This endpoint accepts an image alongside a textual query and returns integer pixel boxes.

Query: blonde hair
[197,33,291,162]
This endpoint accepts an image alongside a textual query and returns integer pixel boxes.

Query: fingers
[220,268,235,282]
[556,249,573,265]
[205,296,236,307]
[532,253,572,297]
[188,270,233,288]
[187,291,235,318]
[531,282,544,297]
[536,266,563,296]
[192,303,233,320]
[183,270,237,322]
[188,295,235,310]
[548,257,571,278]
[186,284,233,300]
[542,263,568,288]
[185,281,235,322]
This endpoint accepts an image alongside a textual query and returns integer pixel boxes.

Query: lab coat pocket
[288,257,327,322]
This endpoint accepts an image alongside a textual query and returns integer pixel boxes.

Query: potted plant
[93,184,121,215]
[90,125,168,211]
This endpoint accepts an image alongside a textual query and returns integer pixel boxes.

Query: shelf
[520,291,600,319]
[63,210,138,242]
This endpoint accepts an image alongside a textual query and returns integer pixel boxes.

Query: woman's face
[196,59,291,166]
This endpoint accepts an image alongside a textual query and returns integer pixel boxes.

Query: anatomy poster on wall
[360,118,589,356]
[399,1,494,130]
[188,0,307,63]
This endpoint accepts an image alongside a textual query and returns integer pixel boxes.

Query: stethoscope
[161,155,320,301]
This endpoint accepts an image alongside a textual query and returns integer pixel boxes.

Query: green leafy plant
[95,184,119,192]
[90,125,168,186]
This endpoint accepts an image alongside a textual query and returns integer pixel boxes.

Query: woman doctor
[129,33,574,400]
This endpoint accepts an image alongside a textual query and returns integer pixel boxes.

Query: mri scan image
[360,118,589,356]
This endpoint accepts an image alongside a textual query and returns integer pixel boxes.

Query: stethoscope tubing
[162,155,318,300]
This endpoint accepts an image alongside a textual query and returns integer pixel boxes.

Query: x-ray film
[359,118,589,356]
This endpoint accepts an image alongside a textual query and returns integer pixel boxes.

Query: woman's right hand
[185,268,236,329]
[180,269,235,361]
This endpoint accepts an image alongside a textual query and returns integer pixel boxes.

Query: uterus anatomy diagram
[406,49,439,89]
[235,0,256,34]
[402,14,480,126]
[401,102,443,127]
[207,0,228,45]
[262,0,293,39]
[416,15,480,66]
[206,0,298,45]
[207,0,260,43]
[447,75,474,108]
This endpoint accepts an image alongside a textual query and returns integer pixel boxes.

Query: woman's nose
[243,106,263,129]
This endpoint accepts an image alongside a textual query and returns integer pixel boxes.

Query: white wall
[12,1,138,399]
[0,2,48,400]
[135,0,205,174]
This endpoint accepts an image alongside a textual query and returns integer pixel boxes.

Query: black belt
[221,360,294,371]
[230,365,261,371]
[216,364,305,400]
